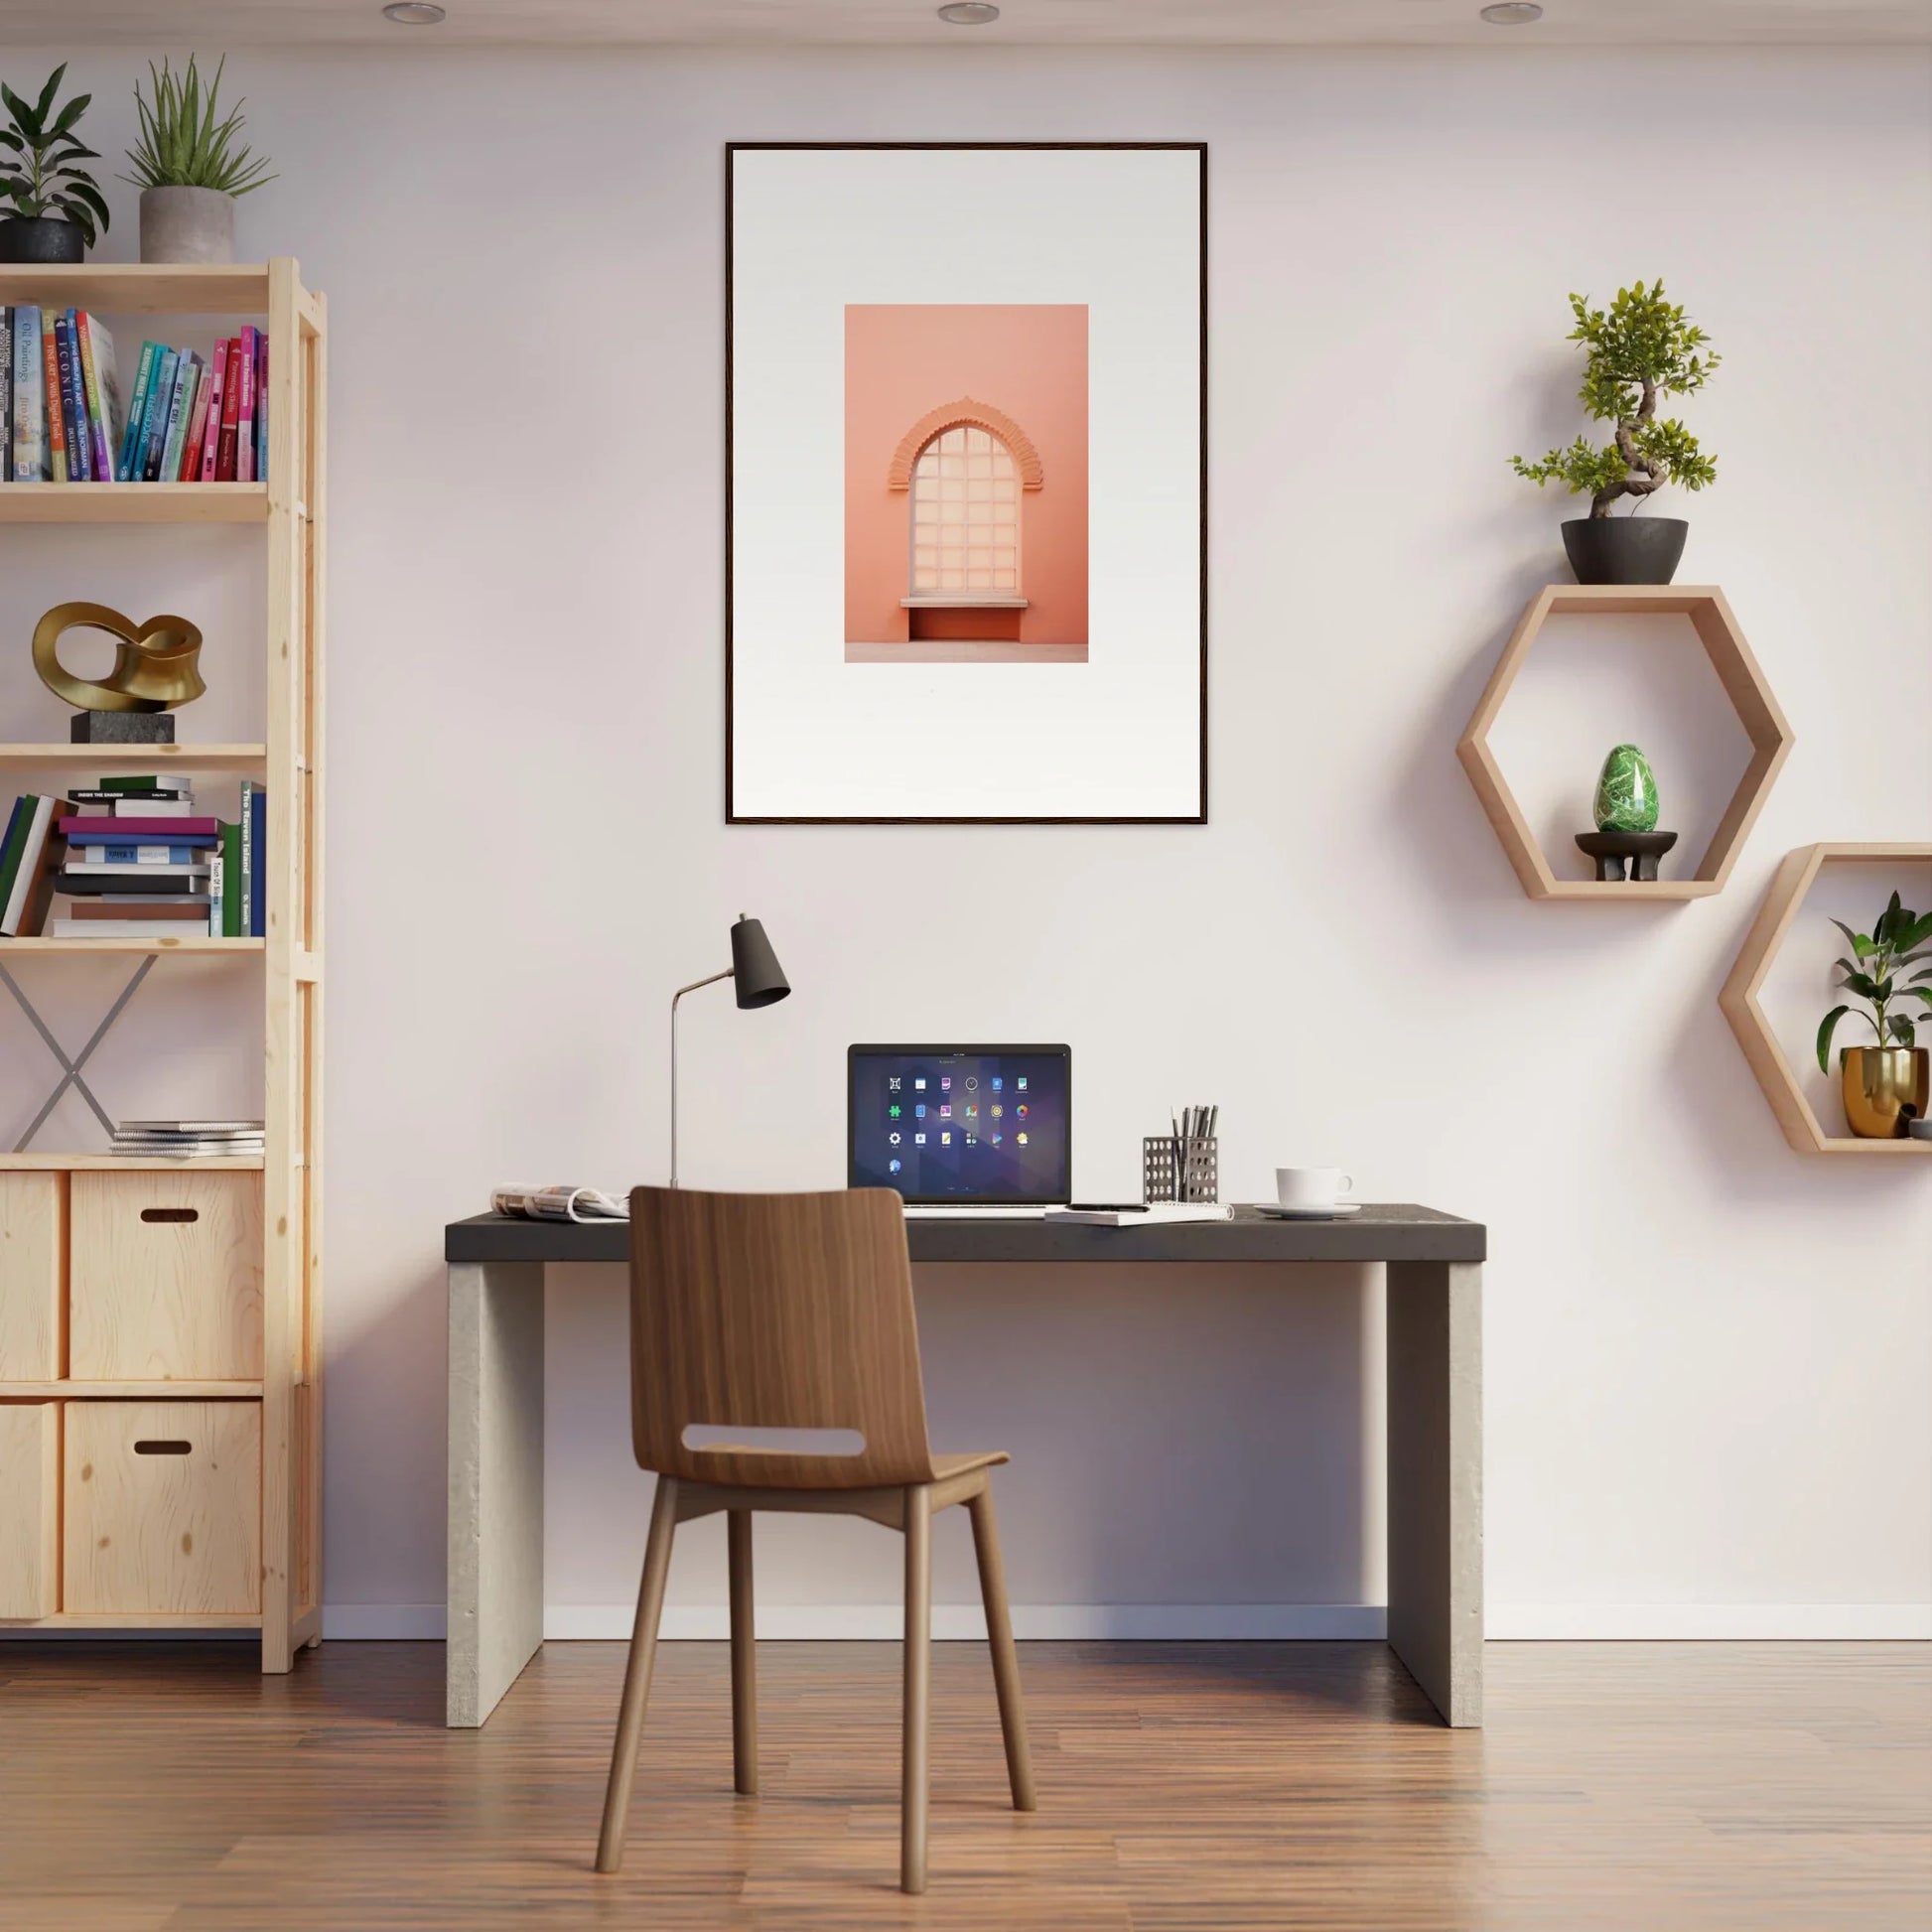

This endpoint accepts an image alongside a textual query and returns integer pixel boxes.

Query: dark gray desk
[444,1204,1483,1729]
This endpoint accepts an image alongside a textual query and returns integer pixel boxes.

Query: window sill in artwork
[900,595,1030,610]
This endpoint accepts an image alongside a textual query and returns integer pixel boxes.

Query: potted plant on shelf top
[1511,280,1719,586]
[1817,892,1932,1139]
[123,56,275,265]
[0,66,110,264]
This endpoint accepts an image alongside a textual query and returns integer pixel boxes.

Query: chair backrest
[626,1185,938,1490]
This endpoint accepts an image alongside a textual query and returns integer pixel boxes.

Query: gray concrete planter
[139,186,235,265]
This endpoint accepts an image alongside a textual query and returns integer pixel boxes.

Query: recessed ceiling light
[382,2,447,22]
[937,2,1001,23]
[1479,2,1544,21]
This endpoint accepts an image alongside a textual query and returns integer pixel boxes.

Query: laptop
[848,1044,1071,1216]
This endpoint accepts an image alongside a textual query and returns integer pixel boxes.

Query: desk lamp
[669,914,790,1186]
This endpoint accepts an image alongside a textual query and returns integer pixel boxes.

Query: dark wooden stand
[1575,829,1678,883]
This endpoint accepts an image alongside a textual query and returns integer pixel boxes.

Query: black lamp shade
[730,915,790,1009]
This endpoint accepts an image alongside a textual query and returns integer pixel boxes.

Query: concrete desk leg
[447,1260,546,1727]
[1386,1260,1482,1726]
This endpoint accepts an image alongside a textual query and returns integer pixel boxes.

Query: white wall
[4,44,1928,1640]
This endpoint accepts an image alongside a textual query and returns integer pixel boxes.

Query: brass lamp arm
[668,969,735,1188]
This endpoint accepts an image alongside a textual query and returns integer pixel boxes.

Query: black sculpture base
[70,710,175,744]
[1576,829,1679,882]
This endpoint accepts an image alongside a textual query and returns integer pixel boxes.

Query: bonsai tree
[123,57,275,200]
[1512,281,1718,518]
[0,65,110,246]
[1817,892,1932,1071]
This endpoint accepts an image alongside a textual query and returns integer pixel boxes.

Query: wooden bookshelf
[0,483,267,524]
[0,261,326,1672]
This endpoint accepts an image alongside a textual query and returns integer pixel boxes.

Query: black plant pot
[0,215,86,264]
[1561,516,1688,586]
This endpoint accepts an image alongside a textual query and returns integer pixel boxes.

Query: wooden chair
[595,1185,1037,1894]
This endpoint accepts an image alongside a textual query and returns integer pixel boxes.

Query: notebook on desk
[849,1043,1072,1214]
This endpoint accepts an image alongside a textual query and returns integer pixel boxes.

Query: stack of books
[0,775,267,938]
[1,308,267,484]
[112,1119,265,1160]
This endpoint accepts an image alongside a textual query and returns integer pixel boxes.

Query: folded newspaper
[490,1184,630,1224]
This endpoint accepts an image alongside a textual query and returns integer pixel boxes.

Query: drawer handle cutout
[133,1440,193,1455]
[140,1207,200,1224]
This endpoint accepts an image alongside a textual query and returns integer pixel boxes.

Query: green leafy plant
[1816,893,1932,1071]
[1512,281,1719,518]
[0,65,110,245]
[122,57,274,198]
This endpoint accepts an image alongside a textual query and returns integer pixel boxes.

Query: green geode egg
[1594,744,1659,832]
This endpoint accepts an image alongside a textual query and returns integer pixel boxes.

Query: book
[254,332,268,479]
[215,338,241,481]
[118,340,159,480]
[50,918,206,938]
[0,306,10,477]
[137,345,178,482]
[119,1120,264,1134]
[198,339,228,481]
[76,312,118,483]
[68,898,211,920]
[41,312,67,483]
[96,773,189,795]
[246,782,266,937]
[158,352,200,484]
[55,312,88,482]
[61,815,220,840]
[179,356,212,481]
[58,868,208,896]
[1,795,59,935]
[12,307,44,481]
[67,788,197,807]
[0,795,30,908]
[219,819,242,937]
[235,325,258,484]
[76,844,207,864]
[1042,1204,1233,1227]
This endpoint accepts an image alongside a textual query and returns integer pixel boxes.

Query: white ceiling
[8,0,1931,48]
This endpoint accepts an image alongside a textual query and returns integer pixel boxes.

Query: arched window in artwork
[909,426,1020,596]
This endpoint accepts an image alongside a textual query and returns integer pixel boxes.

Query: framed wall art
[726,142,1207,824]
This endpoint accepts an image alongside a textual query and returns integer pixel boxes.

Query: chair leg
[595,1475,680,1874]
[901,1483,933,1895]
[967,1484,1037,1812]
[728,1508,758,1796]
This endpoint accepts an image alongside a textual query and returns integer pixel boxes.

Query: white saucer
[1251,1201,1361,1219]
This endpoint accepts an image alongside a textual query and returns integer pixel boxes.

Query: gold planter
[1840,1045,1930,1139]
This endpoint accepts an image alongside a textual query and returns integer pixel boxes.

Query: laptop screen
[848,1044,1071,1204]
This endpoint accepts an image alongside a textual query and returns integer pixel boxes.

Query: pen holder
[1144,1135,1218,1205]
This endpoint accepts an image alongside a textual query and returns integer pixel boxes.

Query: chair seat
[931,1450,1009,1481]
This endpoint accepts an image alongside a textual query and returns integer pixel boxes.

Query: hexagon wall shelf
[1720,842,1932,1158]
[1456,585,1795,900]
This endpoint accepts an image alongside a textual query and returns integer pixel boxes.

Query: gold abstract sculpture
[33,602,206,714]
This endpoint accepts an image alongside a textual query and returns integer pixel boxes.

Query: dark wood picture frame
[725,141,1208,826]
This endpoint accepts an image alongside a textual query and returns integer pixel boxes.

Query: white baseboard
[1488,1603,1932,1640]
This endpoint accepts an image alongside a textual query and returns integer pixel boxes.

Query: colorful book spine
[12,307,44,481]
[179,358,212,481]
[0,795,30,906]
[219,821,242,937]
[0,308,11,481]
[235,327,258,484]
[56,313,89,482]
[76,313,118,483]
[198,340,228,480]
[0,795,58,936]
[248,784,266,937]
[40,313,67,483]
[254,332,268,480]
[62,814,219,840]
[138,346,179,483]
[158,352,200,484]
[215,339,241,481]
[79,843,206,864]
[118,340,158,481]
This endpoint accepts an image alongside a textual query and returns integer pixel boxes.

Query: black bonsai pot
[1562,516,1688,586]
[0,215,86,264]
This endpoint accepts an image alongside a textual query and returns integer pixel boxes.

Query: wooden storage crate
[69,1172,264,1382]
[0,1173,64,1380]
[64,1401,261,1615]
[0,1402,60,1618]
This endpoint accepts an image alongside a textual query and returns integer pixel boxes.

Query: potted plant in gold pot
[1817,893,1932,1138]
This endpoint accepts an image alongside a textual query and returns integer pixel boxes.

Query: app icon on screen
[992,1076,1003,1092]
[1017,1133,1029,1146]
[889,1159,902,1173]
[939,1104,951,1118]
[965,1076,978,1090]
[915,1104,926,1118]
[991,1133,1003,1146]
[940,1132,951,1146]
[914,1134,926,1145]
[940,1076,951,1091]
[890,1104,901,1119]
[889,1077,902,1092]
[991,1104,1003,1120]
[1017,1076,1028,1091]
[1016,1104,1028,1120]
[965,1105,977,1119]
[965,1135,977,1146]
[914,1077,926,1090]
[890,1132,901,1145]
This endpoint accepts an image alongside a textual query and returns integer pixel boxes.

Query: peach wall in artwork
[845,304,1089,646]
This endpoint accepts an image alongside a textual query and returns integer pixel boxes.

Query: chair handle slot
[133,1440,193,1455]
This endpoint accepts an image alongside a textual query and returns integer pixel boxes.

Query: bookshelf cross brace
[0,956,155,1151]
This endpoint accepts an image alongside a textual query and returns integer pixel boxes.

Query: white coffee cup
[1276,1167,1353,1211]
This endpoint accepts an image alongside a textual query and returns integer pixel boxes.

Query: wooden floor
[0,1640,1925,1930]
